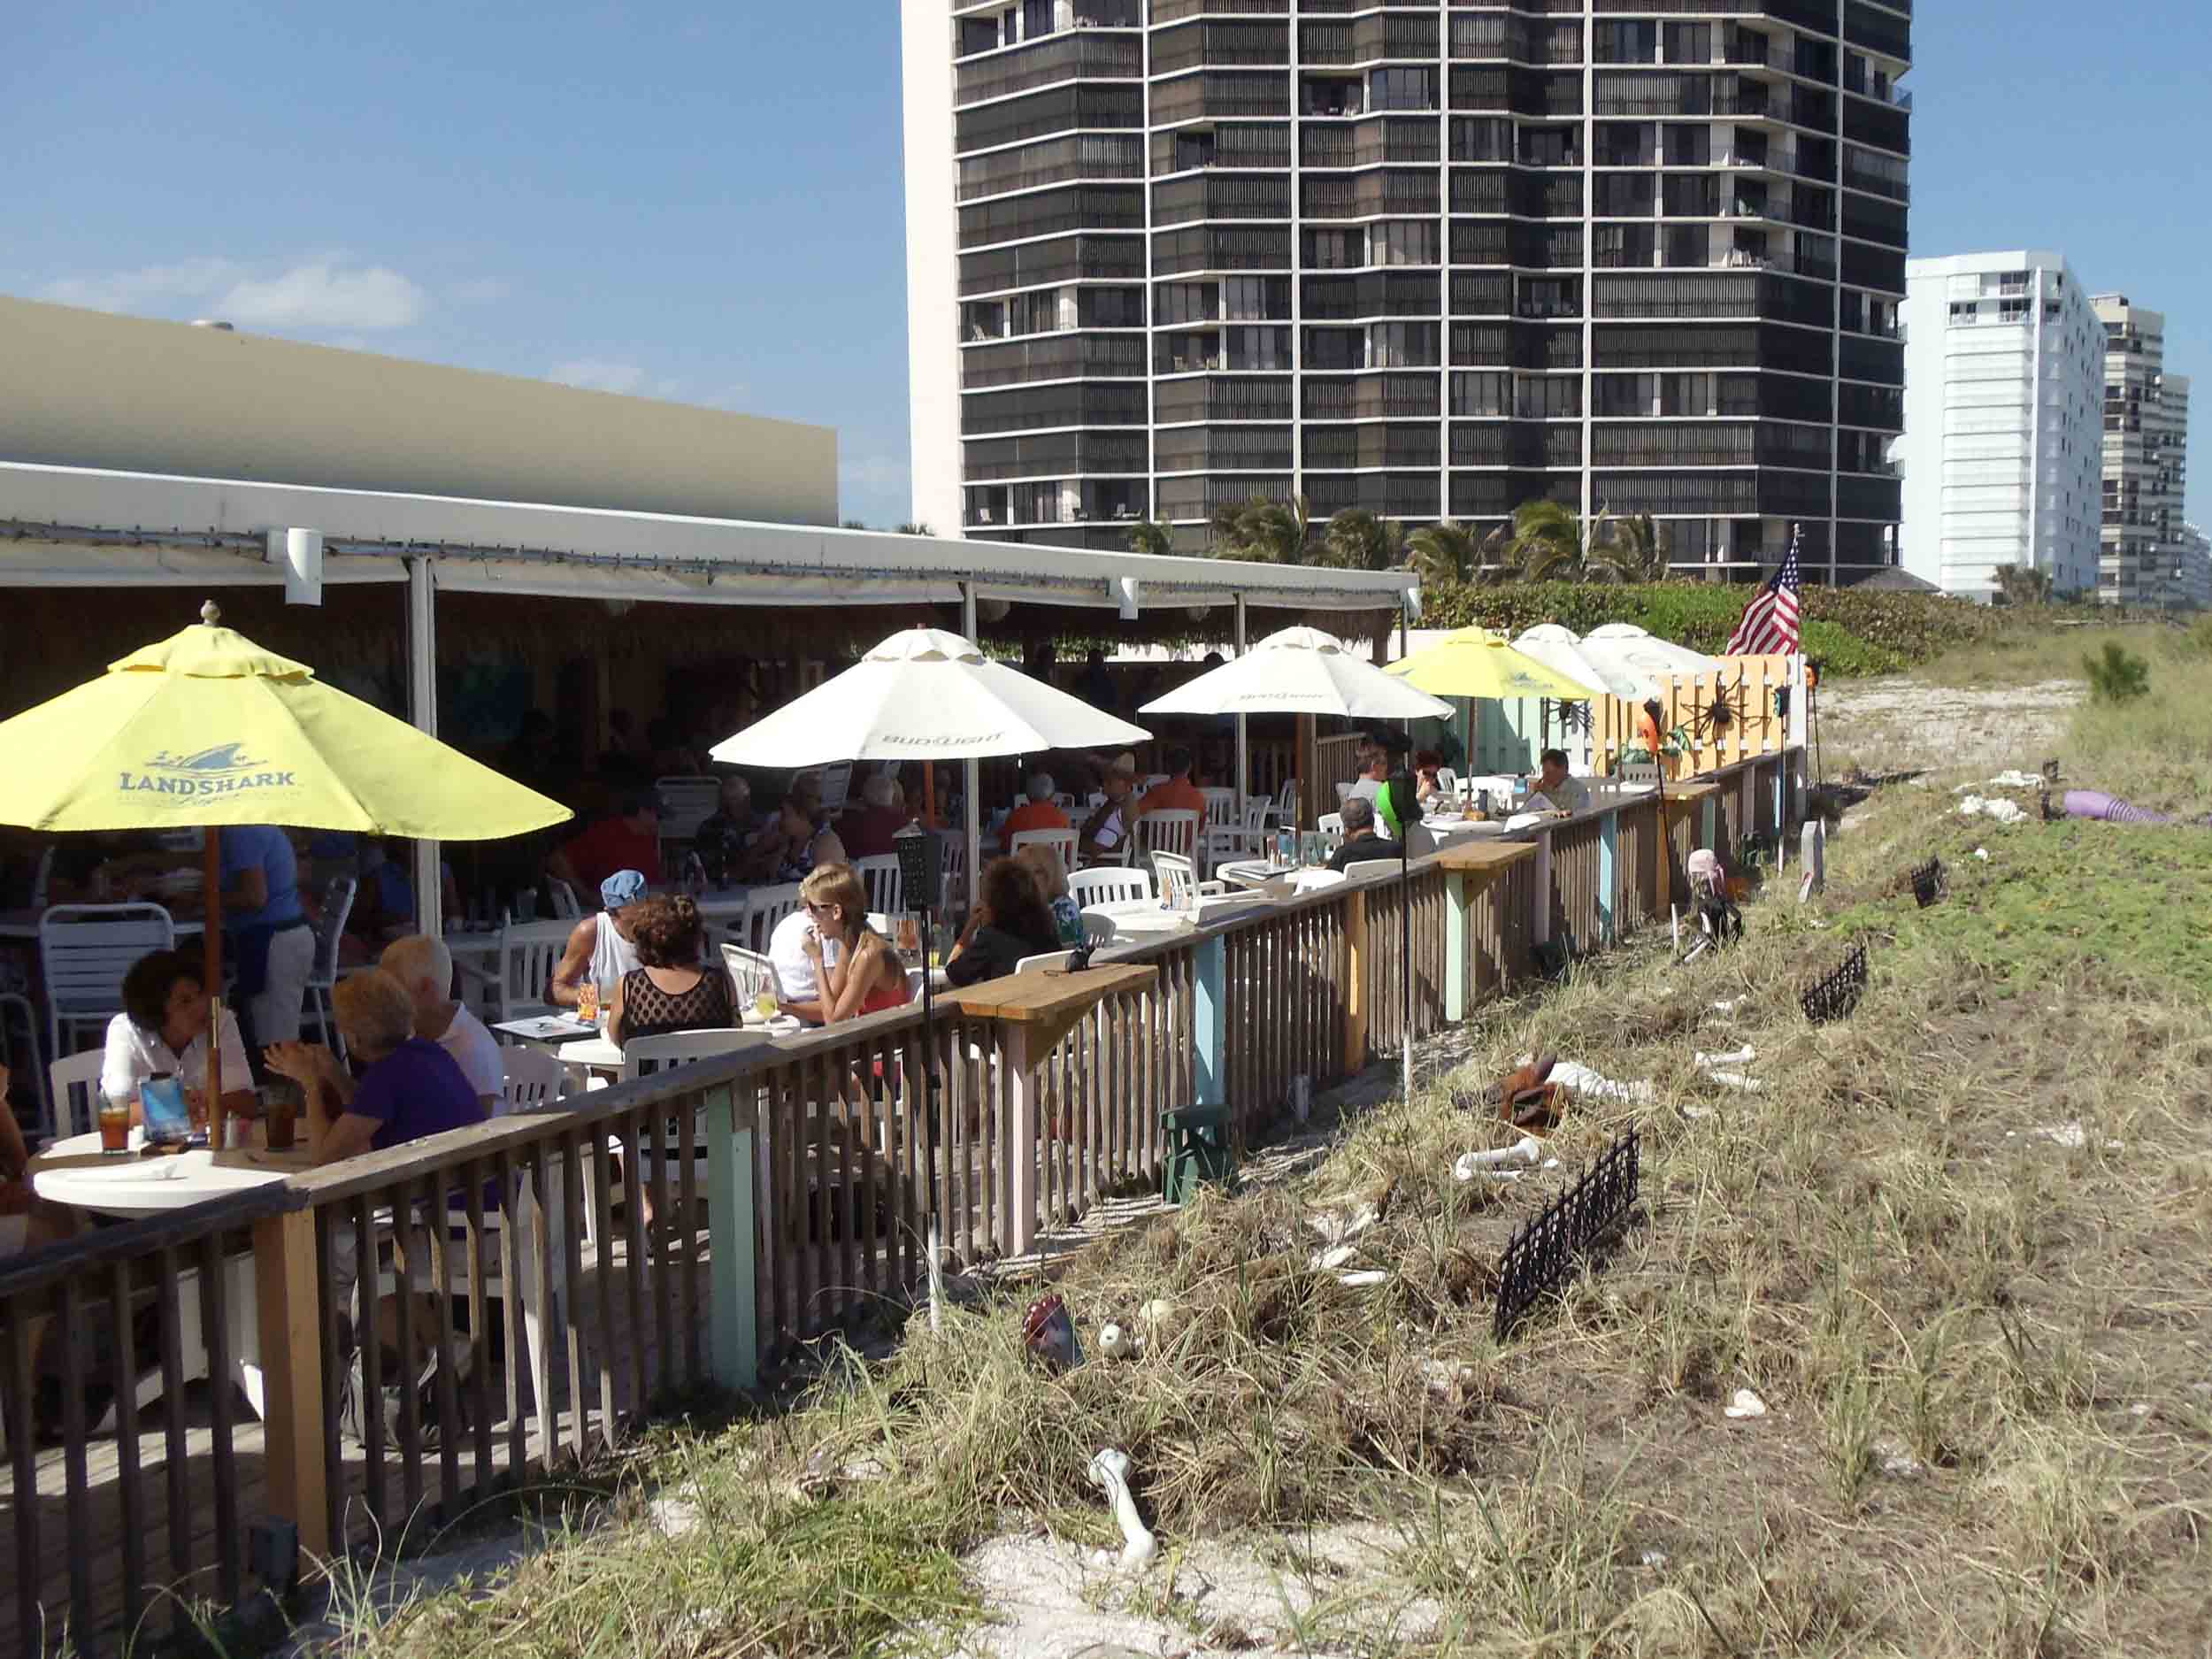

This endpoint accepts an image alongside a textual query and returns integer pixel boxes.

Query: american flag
[1723,526,1803,656]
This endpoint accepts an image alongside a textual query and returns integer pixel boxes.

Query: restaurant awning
[0,462,1419,617]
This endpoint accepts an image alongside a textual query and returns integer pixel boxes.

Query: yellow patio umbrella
[0,602,571,1141]
[1386,625,1596,795]
[1385,626,1599,703]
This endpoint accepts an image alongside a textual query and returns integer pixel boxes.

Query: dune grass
[326,659,2212,1659]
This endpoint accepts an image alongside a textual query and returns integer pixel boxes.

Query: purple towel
[2061,790,2212,828]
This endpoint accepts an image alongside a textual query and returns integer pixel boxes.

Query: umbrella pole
[204,826,227,1150]
[919,895,945,1334]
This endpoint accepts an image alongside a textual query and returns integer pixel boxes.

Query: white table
[30,1126,308,1417]
[0,910,204,942]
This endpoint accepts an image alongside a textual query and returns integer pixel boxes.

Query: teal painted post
[1701,796,1717,852]
[706,1085,759,1391]
[1194,933,1227,1108]
[1596,810,1617,946]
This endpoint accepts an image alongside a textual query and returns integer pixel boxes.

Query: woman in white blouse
[100,949,257,1125]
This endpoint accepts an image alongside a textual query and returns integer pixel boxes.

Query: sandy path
[1812,675,2082,778]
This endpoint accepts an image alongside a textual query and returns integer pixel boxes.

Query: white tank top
[590,913,643,996]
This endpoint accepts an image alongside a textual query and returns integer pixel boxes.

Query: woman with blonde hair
[1013,841,1083,948]
[797,862,911,1024]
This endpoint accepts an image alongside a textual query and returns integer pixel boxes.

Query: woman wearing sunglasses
[795,863,911,1025]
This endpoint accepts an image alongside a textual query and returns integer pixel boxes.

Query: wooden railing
[6,749,1801,1656]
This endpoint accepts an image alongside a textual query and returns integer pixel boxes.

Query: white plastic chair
[941,837,969,913]
[1334,780,1355,803]
[1015,949,1078,973]
[1270,779,1301,826]
[38,903,173,1070]
[619,1027,762,1083]
[47,1047,106,1140]
[816,761,855,815]
[459,918,571,1023]
[1199,787,1237,835]
[1150,851,1227,912]
[495,1044,570,1116]
[1341,857,1405,882]
[720,942,780,1010]
[300,875,357,1062]
[1620,757,1663,786]
[854,855,905,918]
[746,883,804,953]
[1131,808,1199,870]
[1318,812,1346,836]
[1008,826,1079,868]
[1069,866,1154,909]
[1207,798,1271,871]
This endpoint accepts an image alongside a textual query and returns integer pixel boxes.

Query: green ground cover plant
[331,637,2211,1658]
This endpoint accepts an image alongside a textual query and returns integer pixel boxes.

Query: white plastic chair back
[1334,780,1355,803]
[47,1047,107,1139]
[620,1027,759,1083]
[497,919,572,1022]
[1069,865,1155,910]
[495,1045,571,1117]
[719,942,780,1010]
[746,883,804,952]
[654,776,721,841]
[1015,949,1078,974]
[1620,758,1663,785]
[1079,914,1117,947]
[547,878,584,921]
[1275,779,1301,820]
[1341,857,1404,882]
[1132,808,1198,868]
[941,837,968,910]
[1008,827,1079,869]
[38,903,174,1065]
[817,760,855,815]
[1317,812,1345,836]
[854,855,905,918]
[1151,850,1198,910]
[1052,793,1079,813]
[1199,787,1237,829]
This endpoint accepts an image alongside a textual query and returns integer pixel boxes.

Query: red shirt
[1002,799,1071,836]
[562,816,663,895]
[839,804,910,861]
[1135,776,1207,821]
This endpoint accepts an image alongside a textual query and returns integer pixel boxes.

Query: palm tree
[1210,494,1315,564]
[1125,518,1173,557]
[1405,519,1517,588]
[1586,512,1673,583]
[1507,499,1608,582]
[894,521,935,537]
[1321,508,1404,572]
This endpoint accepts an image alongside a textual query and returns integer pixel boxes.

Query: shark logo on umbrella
[120,742,298,797]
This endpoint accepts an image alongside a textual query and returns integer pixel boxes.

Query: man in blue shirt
[218,824,316,1052]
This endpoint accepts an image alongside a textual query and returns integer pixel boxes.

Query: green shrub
[1414,580,2120,677]
[2083,641,2151,703]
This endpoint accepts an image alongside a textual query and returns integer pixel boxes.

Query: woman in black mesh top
[608,895,733,1045]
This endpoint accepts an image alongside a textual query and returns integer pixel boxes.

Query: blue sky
[4,2,2205,526]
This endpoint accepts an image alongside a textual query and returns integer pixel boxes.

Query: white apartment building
[2093,295,2192,608]
[1900,252,2102,602]
[2175,521,2210,611]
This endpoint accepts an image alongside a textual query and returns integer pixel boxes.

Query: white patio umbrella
[1137,626,1456,722]
[1509,624,1638,700]
[710,626,1152,1330]
[1575,623,1720,700]
[1142,626,1449,1106]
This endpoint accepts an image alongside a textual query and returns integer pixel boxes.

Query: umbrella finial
[200,599,222,627]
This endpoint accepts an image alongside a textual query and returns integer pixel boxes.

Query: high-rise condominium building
[1898,253,2103,603]
[2176,522,2210,612]
[2093,295,2192,608]
[904,0,1912,584]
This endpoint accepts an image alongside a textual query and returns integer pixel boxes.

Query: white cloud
[38,255,426,331]
[549,358,665,397]
[217,261,426,330]
[42,257,246,313]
